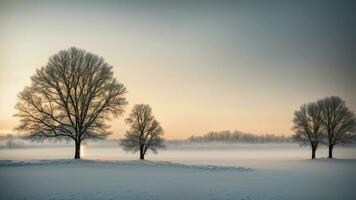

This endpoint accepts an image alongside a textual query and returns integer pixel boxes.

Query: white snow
[1,158,356,200]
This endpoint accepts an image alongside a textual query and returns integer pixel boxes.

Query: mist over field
[1,136,355,168]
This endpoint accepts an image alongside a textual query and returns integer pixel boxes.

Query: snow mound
[0,159,252,171]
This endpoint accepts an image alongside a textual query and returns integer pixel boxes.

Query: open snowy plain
[1,144,356,200]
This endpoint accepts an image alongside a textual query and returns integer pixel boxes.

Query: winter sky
[0,0,355,138]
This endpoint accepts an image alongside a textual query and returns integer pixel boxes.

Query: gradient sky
[0,0,355,139]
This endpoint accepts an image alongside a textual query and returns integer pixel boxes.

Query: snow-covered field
[1,144,356,200]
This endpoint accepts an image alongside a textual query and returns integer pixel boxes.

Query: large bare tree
[292,102,324,159]
[318,96,356,158]
[120,104,165,160]
[14,47,127,159]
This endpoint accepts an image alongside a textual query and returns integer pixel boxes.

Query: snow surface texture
[1,159,356,200]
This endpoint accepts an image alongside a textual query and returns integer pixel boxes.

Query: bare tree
[14,47,127,159]
[120,104,165,160]
[318,96,356,158]
[292,102,324,159]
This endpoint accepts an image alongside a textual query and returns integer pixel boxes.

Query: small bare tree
[292,102,324,159]
[318,96,356,158]
[14,47,127,159]
[121,104,165,160]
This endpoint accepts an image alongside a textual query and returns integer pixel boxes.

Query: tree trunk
[311,142,317,160]
[74,141,81,159]
[139,144,144,160]
[311,147,316,159]
[328,144,334,159]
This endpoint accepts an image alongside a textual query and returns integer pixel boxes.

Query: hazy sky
[0,0,355,139]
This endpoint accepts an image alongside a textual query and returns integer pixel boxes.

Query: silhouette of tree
[318,96,356,158]
[14,47,127,159]
[121,104,165,160]
[292,102,324,159]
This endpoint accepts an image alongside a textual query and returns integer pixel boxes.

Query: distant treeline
[176,130,293,143]
[0,134,26,149]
